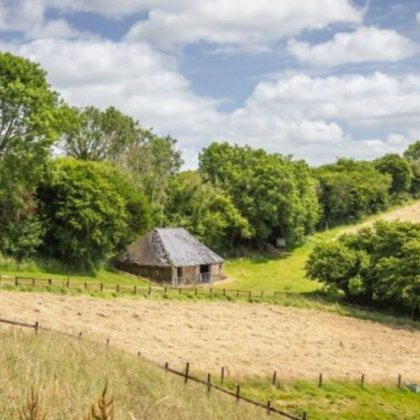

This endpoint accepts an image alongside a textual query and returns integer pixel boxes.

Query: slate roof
[119,228,224,267]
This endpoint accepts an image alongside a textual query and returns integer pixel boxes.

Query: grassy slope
[0,329,262,419]
[222,201,420,293]
[1,329,417,420]
[226,378,420,420]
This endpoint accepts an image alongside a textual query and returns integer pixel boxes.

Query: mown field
[1,328,418,420]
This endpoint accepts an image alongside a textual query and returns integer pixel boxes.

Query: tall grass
[0,328,262,419]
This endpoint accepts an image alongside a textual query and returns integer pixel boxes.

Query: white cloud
[125,0,362,49]
[3,39,419,166]
[219,72,420,163]
[417,11,420,24]
[288,26,417,66]
[0,0,82,39]
[2,38,223,146]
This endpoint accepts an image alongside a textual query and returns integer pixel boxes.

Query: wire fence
[0,316,307,419]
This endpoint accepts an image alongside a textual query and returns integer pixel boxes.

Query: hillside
[0,328,263,419]
[1,291,419,382]
[223,201,420,293]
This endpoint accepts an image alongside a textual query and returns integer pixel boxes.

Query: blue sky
[1,0,420,167]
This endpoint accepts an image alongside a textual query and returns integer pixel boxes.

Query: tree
[37,159,151,270]
[306,221,420,314]
[374,153,413,197]
[0,52,62,259]
[124,133,183,225]
[315,159,391,227]
[199,142,319,246]
[403,140,420,162]
[61,106,140,162]
[164,171,251,252]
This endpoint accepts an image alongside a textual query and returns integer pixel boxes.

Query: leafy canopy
[199,142,319,246]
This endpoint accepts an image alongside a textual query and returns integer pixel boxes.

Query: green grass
[219,376,420,420]
[2,329,417,420]
[0,255,149,286]
[222,200,420,293]
[0,328,263,419]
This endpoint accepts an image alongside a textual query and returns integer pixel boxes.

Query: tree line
[1,51,420,271]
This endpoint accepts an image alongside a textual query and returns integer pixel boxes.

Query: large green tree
[124,133,183,225]
[37,159,151,270]
[315,159,391,227]
[164,171,251,252]
[199,142,319,246]
[374,153,413,197]
[0,52,62,259]
[403,140,420,162]
[306,221,420,314]
[61,106,140,162]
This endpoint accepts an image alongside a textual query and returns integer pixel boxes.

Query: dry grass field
[1,291,419,383]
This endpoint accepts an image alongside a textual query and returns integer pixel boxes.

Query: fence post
[267,401,271,415]
[236,385,240,403]
[116,284,120,293]
[302,412,307,420]
[66,278,70,288]
[48,278,52,286]
[207,373,211,393]
[236,289,239,298]
[148,285,152,295]
[184,362,190,384]
[133,285,136,295]
[272,370,277,385]
[249,291,251,298]
[34,322,39,335]
[79,332,82,340]
[165,362,169,375]
[221,367,225,385]
[223,288,226,296]
[15,276,18,286]
[106,338,110,348]
[210,287,212,295]
[261,291,264,298]
[84,282,87,290]
[361,374,365,388]
[195,287,198,296]
[398,374,402,388]
[318,373,323,388]
[32,278,35,286]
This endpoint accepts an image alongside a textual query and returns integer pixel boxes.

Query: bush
[306,221,420,315]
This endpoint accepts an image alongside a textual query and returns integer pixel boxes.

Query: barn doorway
[200,264,210,282]
[176,267,183,285]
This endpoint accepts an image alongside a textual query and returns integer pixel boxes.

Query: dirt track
[1,291,419,382]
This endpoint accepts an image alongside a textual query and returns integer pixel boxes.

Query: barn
[115,228,224,286]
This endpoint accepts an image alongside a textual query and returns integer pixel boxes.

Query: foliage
[61,106,140,162]
[403,140,420,162]
[315,159,391,227]
[374,153,413,197]
[123,133,183,225]
[0,52,63,260]
[164,171,251,252]
[199,142,319,246]
[306,221,420,313]
[37,159,151,270]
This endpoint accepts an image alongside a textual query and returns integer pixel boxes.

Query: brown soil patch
[1,291,419,383]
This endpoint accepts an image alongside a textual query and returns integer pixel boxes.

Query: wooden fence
[0,274,298,300]
[0,316,306,419]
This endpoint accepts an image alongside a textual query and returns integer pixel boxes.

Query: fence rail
[0,316,306,419]
[0,274,297,299]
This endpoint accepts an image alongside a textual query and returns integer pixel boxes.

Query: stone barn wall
[116,263,173,283]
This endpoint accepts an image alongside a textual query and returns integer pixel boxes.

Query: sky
[1,0,420,168]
